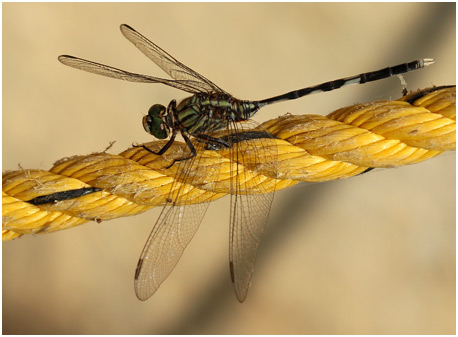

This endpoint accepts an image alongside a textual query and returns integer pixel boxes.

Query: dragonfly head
[143,104,170,139]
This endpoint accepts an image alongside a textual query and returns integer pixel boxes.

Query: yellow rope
[3,86,455,241]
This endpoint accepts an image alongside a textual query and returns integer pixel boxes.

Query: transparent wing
[134,201,211,301]
[134,116,278,302]
[225,120,278,302]
[120,24,227,94]
[58,55,209,94]
[134,118,226,301]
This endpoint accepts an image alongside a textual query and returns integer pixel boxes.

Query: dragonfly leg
[163,132,197,169]
[132,131,177,155]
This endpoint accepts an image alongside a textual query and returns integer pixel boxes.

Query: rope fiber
[3,86,455,241]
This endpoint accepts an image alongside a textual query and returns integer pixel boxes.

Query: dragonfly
[58,24,433,302]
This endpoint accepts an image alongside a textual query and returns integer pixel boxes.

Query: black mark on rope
[359,167,375,175]
[27,187,102,205]
[404,85,455,104]
[205,130,277,150]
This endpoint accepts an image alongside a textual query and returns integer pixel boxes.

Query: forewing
[226,120,278,302]
[134,201,210,301]
[120,24,227,94]
[134,117,226,301]
[58,55,206,94]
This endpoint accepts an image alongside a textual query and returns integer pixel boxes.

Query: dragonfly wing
[134,119,226,301]
[134,201,211,301]
[120,24,227,94]
[226,120,278,302]
[58,55,207,94]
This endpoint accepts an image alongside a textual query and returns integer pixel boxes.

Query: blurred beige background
[2,3,455,334]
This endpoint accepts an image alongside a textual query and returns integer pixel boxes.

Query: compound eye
[148,104,166,118]
[142,115,153,134]
[143,104,169,139]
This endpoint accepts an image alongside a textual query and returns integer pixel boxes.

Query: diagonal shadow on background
[157,3,455,334]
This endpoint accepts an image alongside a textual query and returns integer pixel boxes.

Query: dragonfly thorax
[175,93,259,136]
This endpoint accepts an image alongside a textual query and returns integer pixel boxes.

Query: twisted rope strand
[3,86,455,241]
